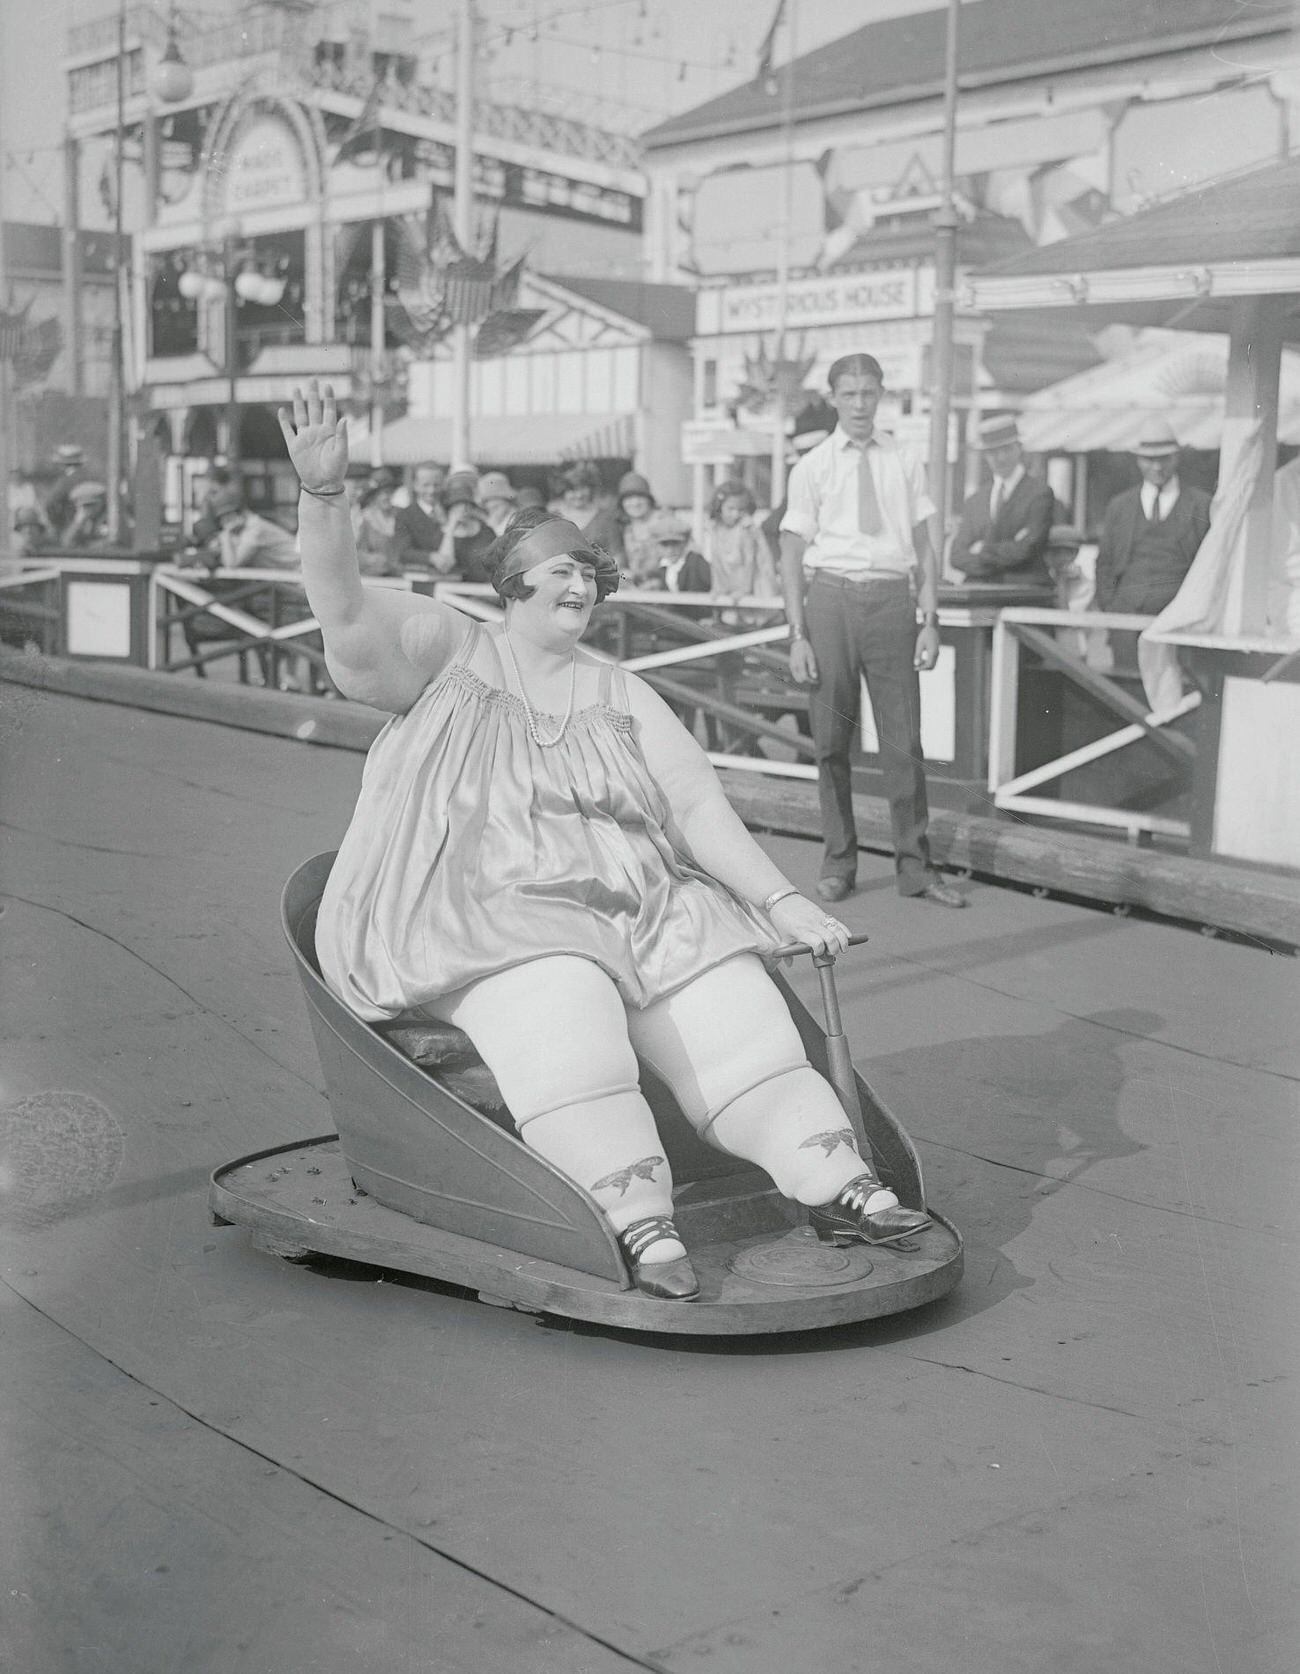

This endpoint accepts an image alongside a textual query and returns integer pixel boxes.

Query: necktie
[989,478,1002,522]
[1150,490,1162,524]
[856,442,883,537]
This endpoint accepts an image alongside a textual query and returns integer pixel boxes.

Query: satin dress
[316,621,782,1020]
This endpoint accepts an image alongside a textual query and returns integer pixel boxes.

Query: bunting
[0,305,62,382]
[389,205,529,353]
[335,82,384,164]
[474,307,545,359]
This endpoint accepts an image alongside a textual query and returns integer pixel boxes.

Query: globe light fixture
[233,268,265,303]
[151,24,194,104]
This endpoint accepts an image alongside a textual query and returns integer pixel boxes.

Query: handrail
[989,604,1200,844]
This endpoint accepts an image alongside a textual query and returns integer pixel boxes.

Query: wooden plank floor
[2,688,1297,1674]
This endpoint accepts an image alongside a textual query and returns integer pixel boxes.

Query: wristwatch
[918,612,939,628]
[789,627,809,642]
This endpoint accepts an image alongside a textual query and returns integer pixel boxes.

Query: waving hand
[277,380,349,494]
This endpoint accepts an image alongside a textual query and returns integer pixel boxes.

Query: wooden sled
[209,854,962,1336]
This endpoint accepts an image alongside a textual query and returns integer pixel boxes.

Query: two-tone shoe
[617,1216,700,1300]
[809,1173,931,1246]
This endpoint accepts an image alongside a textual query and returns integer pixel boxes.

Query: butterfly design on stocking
[591,1155,666,1197]
[799,1128,858,1157]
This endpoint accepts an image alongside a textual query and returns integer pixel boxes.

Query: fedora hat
[1134,419,1181,458]
[975,413,1021,449]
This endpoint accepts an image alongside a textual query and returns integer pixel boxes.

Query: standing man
[1095,419,1211,615]
[42,443,90,542]
[394,460,447,567]
[779,353,965,908]
[949,413,1056,586]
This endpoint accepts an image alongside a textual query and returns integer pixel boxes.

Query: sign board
[223,116,307,215]
[699,267,934,336]
[681,421,777,463]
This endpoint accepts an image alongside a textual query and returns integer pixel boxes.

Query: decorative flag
[335,81,383,164]
[474,307,545,359]
[756,0,787,87]
[389,202,529,351]
[0,305,62,383]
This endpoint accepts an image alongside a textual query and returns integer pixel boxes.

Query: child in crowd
[704,481,779,625]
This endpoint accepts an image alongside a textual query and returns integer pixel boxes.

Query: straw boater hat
[975,413,1022,450]
[1134,419,1181,459]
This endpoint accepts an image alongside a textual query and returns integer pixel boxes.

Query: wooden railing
[989,606,1202,844]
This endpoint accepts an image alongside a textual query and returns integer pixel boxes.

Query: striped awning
[351,411,636,467]
[1019,331,1300,453]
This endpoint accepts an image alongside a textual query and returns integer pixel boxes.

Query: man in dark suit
[1095,420,1211,614]
[949,413,1055,585]
[394,460,446,567]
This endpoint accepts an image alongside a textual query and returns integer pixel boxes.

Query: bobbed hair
[827,352,885,392]
[708,479,756,521]
[487,507,618,604]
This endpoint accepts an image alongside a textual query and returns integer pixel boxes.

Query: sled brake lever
[770,932,870,961]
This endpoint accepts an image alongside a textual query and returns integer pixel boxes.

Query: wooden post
[450,0,474,469]
[63,135,85,399]
[369,219,386,468]
[1224,294,1284,635]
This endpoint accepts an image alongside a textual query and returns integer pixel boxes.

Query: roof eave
[641,16,1296,154]
[964,257,1300,314]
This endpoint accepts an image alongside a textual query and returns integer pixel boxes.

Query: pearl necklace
[500,628,577,748]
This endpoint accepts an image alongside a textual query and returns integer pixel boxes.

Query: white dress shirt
[988,462,1025,519]
[780,427,935,576]
[1140,476,1181,523]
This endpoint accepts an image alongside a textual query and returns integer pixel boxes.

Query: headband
[495,517,619,589]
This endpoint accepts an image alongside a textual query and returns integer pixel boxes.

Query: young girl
[704,481,779,626]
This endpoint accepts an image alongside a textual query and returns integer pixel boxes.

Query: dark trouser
[806,573,933,895]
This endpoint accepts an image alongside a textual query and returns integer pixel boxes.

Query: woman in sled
[279,382,929,1301]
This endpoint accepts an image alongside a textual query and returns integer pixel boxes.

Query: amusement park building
[640,0,1300,515]
[60,0,677,518]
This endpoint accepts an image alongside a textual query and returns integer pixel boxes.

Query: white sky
[0,0,940,227]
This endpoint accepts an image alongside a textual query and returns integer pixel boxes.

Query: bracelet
[761,886,800,915]
[789,628,809,642]
[300,483,347,500]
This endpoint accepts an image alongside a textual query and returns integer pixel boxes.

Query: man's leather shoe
[816,877,855,903]
[915,880,967,909]
[810,1174,931,1246]
[617,1217,700,1300]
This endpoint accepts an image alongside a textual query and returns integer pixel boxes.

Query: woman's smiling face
[516,553,598,635]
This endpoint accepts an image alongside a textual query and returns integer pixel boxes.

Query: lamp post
[105,3,128,543]
[926,0,962,558]
[104,2,194,545]
[450,0,475,469]
[176,241,287,469]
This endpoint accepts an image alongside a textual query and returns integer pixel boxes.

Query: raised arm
[278,382,472,712]
[625,673,848,955]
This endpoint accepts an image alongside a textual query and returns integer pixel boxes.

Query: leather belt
[808,571,909,591]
